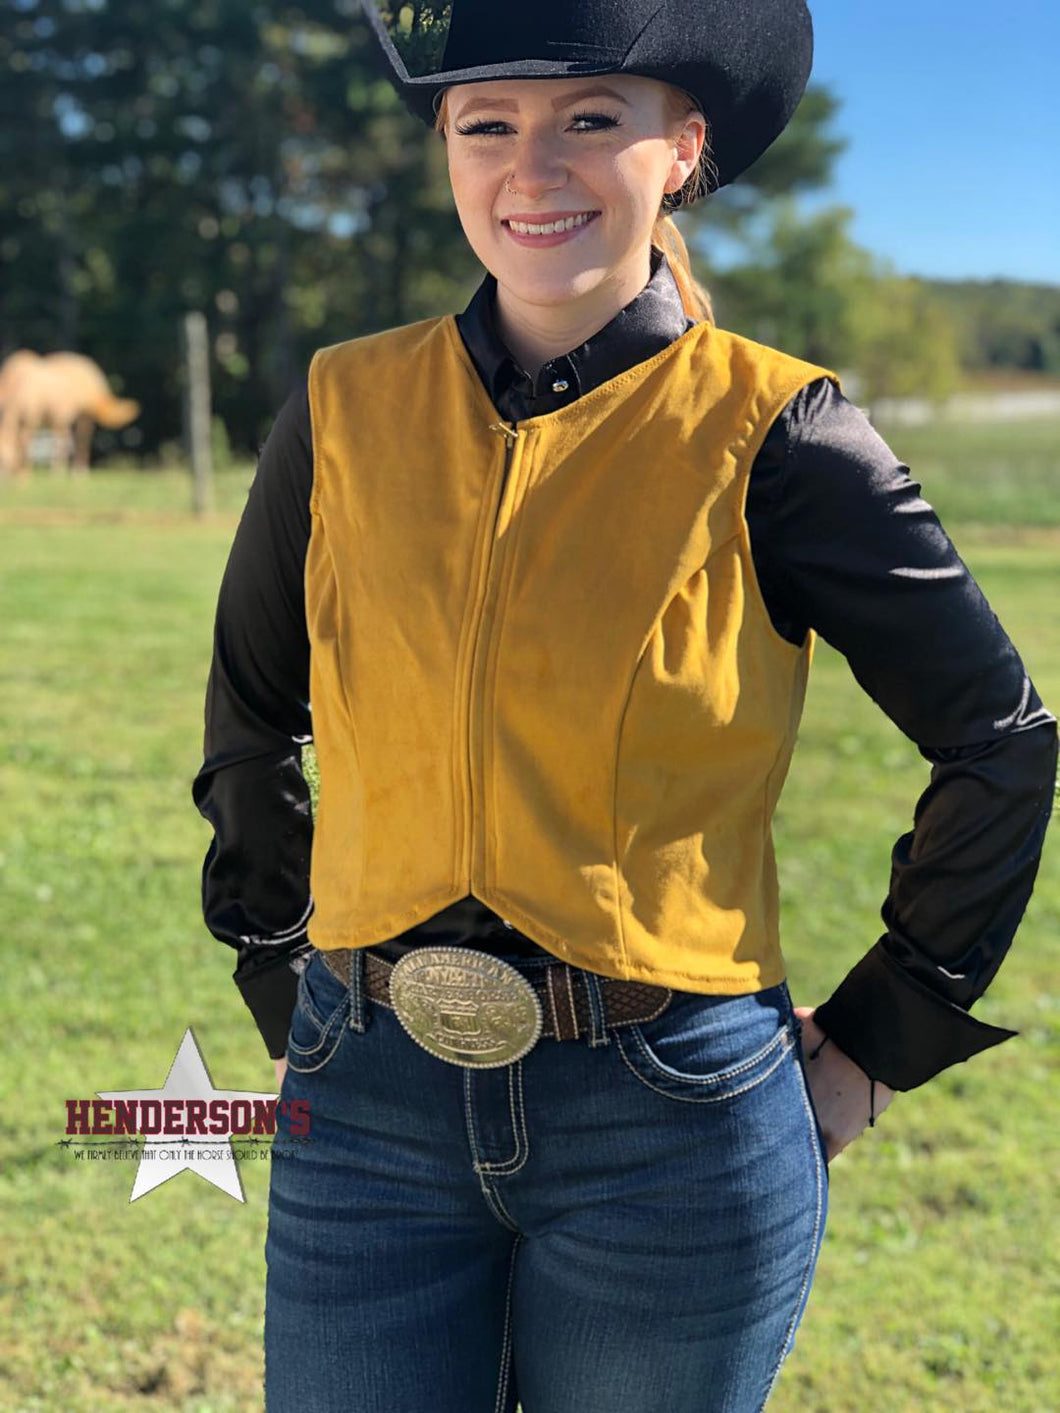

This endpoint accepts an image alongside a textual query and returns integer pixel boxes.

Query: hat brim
[359,0,814,191]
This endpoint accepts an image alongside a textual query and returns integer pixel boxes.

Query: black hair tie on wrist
[807,1032,878,1128]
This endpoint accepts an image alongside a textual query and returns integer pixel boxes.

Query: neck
[492,246,654,380]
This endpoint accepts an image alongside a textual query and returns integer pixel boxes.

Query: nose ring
[505,174,518,196]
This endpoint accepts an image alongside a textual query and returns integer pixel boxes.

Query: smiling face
[440,74,705,320]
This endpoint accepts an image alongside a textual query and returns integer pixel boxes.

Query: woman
[192,3,1058,1409]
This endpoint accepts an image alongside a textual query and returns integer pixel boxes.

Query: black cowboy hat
[357,1,815,194]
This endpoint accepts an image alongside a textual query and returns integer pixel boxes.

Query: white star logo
[97,1028,278,1203]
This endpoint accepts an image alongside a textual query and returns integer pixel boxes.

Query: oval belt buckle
[388,946,543,1068]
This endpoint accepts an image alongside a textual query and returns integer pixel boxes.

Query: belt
[317,944,672,1061]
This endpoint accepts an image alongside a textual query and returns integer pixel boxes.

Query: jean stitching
[614,1028,795,1103]
[626,1016,792,1086]
[287,989,344,1052]
[794,1029,831,1177]
[287,995,348,1057]
[494,1234,522,1413]
[297,952,353,1036]
[585,972,610,1046]
[758,1044,826,1408]
[463,1066,482,1165]
[295,961,329,1034]
[564,964,579,1037]
[477,1061,530,1175]
[464,1069,524,1205]
[484,1176,522,1230]
[286,1014,347,1073]
[479,1176,521,1232]
[349,945,366,1032]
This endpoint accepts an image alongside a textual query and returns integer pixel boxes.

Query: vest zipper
[466,420,522,902]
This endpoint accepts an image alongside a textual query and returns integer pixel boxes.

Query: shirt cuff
[234,957,302,1060]
[811,940,1019,1091]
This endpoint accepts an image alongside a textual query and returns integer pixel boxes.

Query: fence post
[182,311,214,515]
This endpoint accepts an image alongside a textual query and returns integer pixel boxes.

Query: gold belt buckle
[388,946,543,1068]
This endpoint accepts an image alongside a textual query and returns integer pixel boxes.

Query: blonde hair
[654,84,716,324]
[434,83,716,324]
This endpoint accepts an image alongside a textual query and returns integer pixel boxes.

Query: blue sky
[763,1,1059,284]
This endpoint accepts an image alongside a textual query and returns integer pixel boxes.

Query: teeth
[508,212,595,235]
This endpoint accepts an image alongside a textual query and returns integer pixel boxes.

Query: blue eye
[455,110,621,136]
[569,110,622,130]
[452,119,514,135]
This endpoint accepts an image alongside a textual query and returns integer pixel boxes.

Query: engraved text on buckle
[388,947,543,1068]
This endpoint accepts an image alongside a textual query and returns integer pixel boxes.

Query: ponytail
[653,83,718,325]
[651,214,714,325]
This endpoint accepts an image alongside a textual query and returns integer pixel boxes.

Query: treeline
[0,1,1055,462]
[918,279,1060,375]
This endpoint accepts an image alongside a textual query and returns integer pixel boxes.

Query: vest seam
[758,660,802,971]
[306,513,368,920]
[608,521,745,975]
[610,647,636,971]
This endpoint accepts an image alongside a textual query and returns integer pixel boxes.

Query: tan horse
[0,351,43,477]
[0,350,140,477]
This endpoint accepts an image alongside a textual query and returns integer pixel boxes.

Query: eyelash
[454,110,622,137]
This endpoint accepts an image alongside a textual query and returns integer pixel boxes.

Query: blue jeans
[265,948,830,1412]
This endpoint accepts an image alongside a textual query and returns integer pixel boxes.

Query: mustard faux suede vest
[305,313,840,994]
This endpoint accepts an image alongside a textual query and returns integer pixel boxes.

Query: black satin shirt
[191,250,1058,1090]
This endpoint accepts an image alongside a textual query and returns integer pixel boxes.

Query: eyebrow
[556,85,630,109]
[453,85,631,121]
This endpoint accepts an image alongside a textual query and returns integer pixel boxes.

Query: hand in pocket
[794,1005,895,1162]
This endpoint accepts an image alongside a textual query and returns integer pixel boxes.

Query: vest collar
[455,247,694,417]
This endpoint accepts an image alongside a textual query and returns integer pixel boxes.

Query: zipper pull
[488,421,519,446]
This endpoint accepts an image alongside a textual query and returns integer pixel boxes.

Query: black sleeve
[190,378,316,1059]
[749,377,1058,1091]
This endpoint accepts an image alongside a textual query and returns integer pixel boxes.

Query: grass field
[0,439,1057,1411]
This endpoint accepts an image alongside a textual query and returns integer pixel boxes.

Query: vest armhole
[307,346,326,517]
[733,371,837,659]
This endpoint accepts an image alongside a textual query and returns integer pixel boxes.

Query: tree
[0,0,477,456]
[678,84,848,250]
[706,199,961,406]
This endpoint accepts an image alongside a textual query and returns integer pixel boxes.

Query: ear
[663,111,707,195]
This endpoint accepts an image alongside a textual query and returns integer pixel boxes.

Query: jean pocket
[615,983,797,1103]
[792,1027,831,1177]
[286,951,350,1073]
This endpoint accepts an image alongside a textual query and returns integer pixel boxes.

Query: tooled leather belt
[318,944,673,1044]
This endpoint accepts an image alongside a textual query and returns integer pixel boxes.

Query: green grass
[875,415,1059,528]
[0,464,257,519]
[0,452,1057,1411]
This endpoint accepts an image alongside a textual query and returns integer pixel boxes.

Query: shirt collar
[455,246,694,418]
